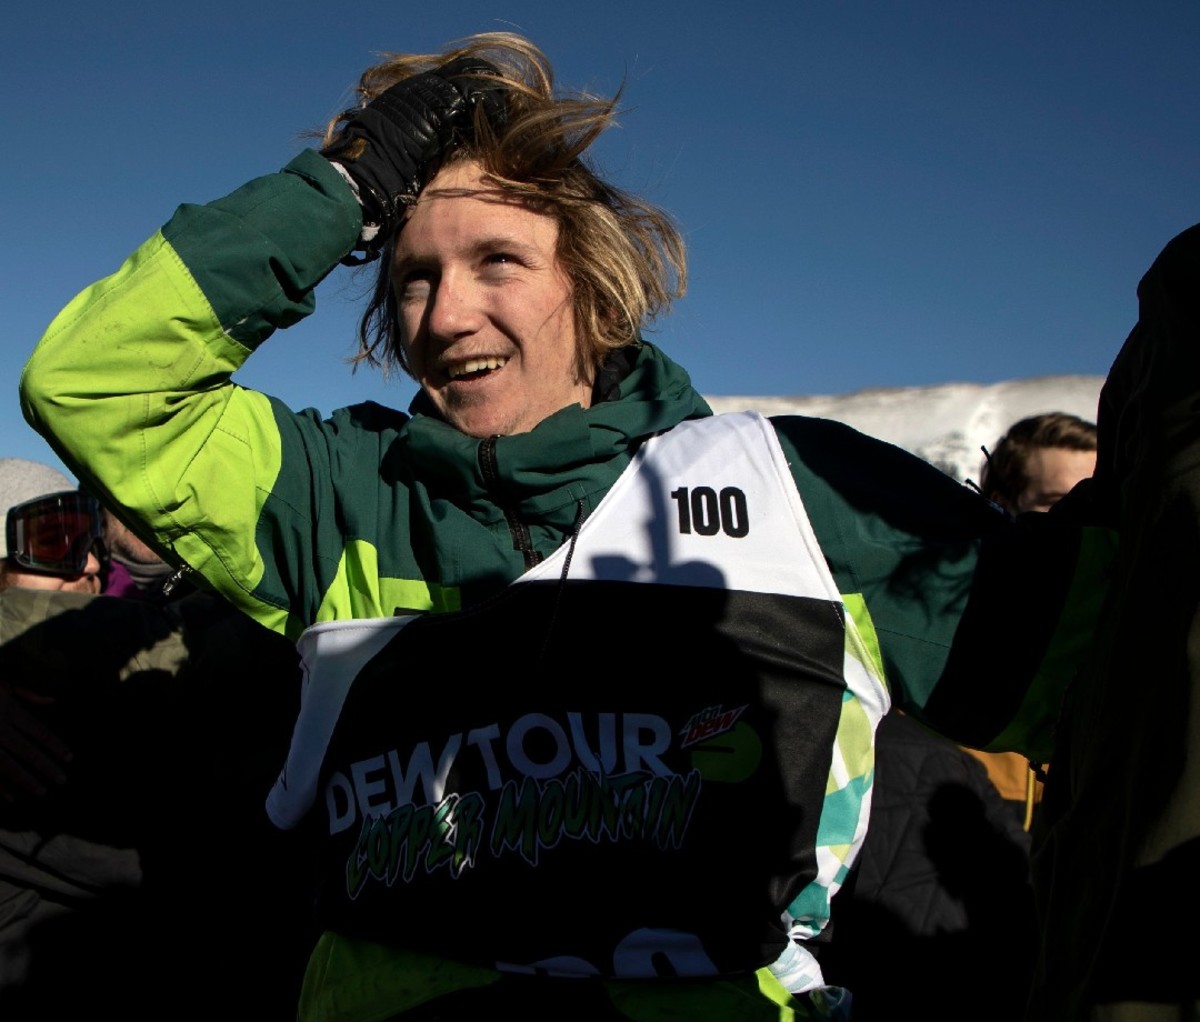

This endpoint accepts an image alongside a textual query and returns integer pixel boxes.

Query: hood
[395,341,710,590]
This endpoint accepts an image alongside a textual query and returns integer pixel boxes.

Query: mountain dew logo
[681,703,763,784]
[679,703,748,748]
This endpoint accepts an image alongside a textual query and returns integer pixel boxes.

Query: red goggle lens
[6,491,107,576]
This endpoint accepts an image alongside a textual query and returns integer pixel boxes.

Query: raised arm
[20,152,360,632]
[21,61,502,634]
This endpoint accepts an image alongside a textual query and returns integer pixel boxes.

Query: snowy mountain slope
[706,375,1104,486]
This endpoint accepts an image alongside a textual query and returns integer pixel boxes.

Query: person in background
[822,412,1099,1018]
[0,461,311,1019]
[970,413,1099,827]
[99,508,174,600]
[0,459,105,596]
[981,412,1098,516]
[0,457,168,1012]
[0,458,108,804]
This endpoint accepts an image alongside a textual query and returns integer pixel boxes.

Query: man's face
[391,160,592,439]
[103,510,162,567]
[1013,446,1097,513]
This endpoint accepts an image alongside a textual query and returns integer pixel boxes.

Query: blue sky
[5,1,1198,474]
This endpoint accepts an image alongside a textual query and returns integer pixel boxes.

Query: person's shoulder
[0,588,175,637]
[0,588,185,692]
[282,399,409,429]
[768,412,892,446]
[765,413,1004,537]
[274,399,413,451]
[0,587,98,642]
[766,413,915,471]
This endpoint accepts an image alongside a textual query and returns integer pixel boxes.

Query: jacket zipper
[161,564,193,598]
[479,436,542,570]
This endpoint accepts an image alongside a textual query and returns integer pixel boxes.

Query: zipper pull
[161,565,192,598]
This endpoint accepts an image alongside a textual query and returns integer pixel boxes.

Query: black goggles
[5,490,109,577]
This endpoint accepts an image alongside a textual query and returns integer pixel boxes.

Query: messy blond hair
[326,33,687,378]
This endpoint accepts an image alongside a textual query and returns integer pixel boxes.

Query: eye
[478,251,525,285]
[396,270,434,304]
[483,252,518,267]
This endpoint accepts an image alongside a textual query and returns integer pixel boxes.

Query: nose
[81,550,103,593]
[425,270,483,341]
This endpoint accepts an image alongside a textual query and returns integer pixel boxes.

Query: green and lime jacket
[20,151,1114,1018]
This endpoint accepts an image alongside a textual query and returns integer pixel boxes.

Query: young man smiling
[22,31,1178,1022]
[392,160,591,439]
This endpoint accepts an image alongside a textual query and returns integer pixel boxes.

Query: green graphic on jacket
[344,767,702,899]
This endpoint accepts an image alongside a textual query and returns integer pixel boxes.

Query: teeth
[449,357,508,379]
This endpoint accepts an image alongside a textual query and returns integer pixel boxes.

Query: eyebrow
[393,235,547,272]
[473,236,546,262]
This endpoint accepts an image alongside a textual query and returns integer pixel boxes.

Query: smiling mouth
[447,356,509,381]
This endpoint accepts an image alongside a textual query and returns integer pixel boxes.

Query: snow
[706,375,1104,486]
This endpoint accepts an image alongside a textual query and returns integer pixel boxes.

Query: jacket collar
[398,341,711,525]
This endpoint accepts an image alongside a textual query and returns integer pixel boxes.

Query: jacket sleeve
[772,416,1115,761]
[20,151,364,634]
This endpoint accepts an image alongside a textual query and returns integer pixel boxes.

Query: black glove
[323,57,505,257]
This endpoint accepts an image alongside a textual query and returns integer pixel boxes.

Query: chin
[445,408,526,439]
[449,417,503,439]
